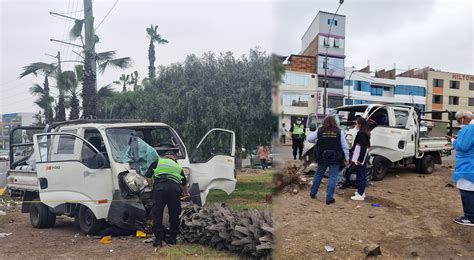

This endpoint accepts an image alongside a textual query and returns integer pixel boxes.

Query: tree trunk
[69,93,80,120]
[55,94,66,122]
[43,76,54,124]
[82,51,97,118]
[122,82,126,92]
[148,40,156,79]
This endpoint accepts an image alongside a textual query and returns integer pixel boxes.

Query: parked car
[250,147,273,168]
[0,150,9,161]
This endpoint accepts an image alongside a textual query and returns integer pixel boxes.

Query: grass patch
[206,170,272,211]
[154,242,235,258]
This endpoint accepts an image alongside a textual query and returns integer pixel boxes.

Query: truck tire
[47,211,56,228]
[30,199,50,229]
[78,206,105,235]
[372,156,388,181]
[419,154,434,174]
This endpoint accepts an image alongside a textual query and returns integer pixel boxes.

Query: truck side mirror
[309,123,317,131]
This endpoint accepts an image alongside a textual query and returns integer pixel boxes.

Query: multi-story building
[278,55,318,128]
[0,112,36,150]
[301,11,346,116]
[344,66,427,111]
[423,70,474,127]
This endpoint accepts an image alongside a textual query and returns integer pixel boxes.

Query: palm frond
[96,50,117,63]
[20,62,56,78]
[97,84,116,100]
[29,83,45,95]
[98,57,133,74]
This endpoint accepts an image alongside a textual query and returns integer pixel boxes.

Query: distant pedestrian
[258,144,268,170]
[350,117,371,201]
[451,110,474,226]
[307,116,349,205]
[280,123,287,144]
[290,117,305,160]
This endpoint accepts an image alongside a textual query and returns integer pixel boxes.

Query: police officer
[290,117,306,160]
[145,151,189,247]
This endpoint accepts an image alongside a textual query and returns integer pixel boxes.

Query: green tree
[146,24,168,79]
[130,71,142,91]
[114,74,131,92]
[70,18,132,118]
[19,62,56,123]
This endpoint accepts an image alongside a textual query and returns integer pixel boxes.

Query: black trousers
[152,181,182,242]
[292,138,304,159]
[280,135,286,144]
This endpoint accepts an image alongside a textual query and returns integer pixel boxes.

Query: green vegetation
[154,243,235,258]
[206,170,272,211]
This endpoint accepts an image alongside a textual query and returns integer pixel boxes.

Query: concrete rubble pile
[272,161,311,191]
[180,203,273,258]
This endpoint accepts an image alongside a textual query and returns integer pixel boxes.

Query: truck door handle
[83,171,95,177]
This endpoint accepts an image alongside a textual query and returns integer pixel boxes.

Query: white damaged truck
[6,120,236,234]
[302,104,453,181]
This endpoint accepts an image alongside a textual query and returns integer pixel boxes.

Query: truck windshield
[106,127,184,163]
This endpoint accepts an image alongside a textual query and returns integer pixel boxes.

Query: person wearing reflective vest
[145,151,189,247]
[290,117,306,160]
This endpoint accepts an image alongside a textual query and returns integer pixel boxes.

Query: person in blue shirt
[451,110,474,226]
[307,116,349,204]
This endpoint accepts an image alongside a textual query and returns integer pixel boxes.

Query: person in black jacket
[350,117,371,201]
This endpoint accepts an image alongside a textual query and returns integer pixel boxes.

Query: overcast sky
[1,0,473,115]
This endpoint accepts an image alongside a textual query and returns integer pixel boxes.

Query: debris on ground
[135,230,147,238]
[0,233,12,239]
[325,245,335,252]
[143,238,154,243]
[99,236,111,244]
[0,210,6,216]
[445,183,454,188]
[180,202,272,258]
[371,203,381,207]
[273,161,310,191]
[363,243,382,257]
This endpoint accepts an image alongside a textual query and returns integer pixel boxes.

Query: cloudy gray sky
[1,0,473,115]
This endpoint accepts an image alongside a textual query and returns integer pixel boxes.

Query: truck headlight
[345,134,354,148]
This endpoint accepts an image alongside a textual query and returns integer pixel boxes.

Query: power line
[96,0,118,31]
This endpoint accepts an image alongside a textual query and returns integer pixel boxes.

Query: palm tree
[61,65,83,120]
[19,62,56,124]
[146,24,168,79]
[130,71,141,91]
[114,74,131,92]
[69,19,133,118]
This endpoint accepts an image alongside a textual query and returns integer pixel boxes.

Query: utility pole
[84,0,96,91]
[82,0,97,118]
[322,0,344,116]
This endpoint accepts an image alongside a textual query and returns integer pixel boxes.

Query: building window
[333,38,340,48]
[469,98,474,106]
[432,112,442,120]
[470,82,474,91]
[327,19,338,26]
[328,96,343,108]
[323,37,330,47]
[353,100,369,105]
[317,56,344,77]
[283,72,309,86]
[394,85,426,96]
[432,95,443,104]
[370,86,383,96]
[319,78,343,89]
[344,80,353,86]
[433,78,444,88]
[282,94,310,107]
[450,80,460,89]
[448,96,459,105]
[354,81,362,91]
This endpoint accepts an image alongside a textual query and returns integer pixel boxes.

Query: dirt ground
[273,159,474,259]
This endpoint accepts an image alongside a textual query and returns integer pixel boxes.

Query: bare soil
[273,161,474,259]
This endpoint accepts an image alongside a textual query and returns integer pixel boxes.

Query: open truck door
[33,133,113,220]
[188,128,236,206]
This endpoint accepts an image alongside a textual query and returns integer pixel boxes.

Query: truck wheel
[420,155,434,174]
[372,156,388,181]
[30,199,50,229]
[47,211,56,228]
[78,206,105,235]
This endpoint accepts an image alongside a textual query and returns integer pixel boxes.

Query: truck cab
[7,120,237,235]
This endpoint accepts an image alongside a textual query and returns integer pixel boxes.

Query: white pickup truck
[302,104,453,181]
[6,120,236,235]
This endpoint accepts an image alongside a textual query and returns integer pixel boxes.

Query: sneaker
[354,191,366,198]
[351,193,365,201]
[309,193,315,199]
[453,216,474,226]
[326,198,335,205]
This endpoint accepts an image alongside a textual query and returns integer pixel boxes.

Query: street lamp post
[322,0,344,116]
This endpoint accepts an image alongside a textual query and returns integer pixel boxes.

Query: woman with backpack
[350,117,371,201]
[307,116,349,204]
